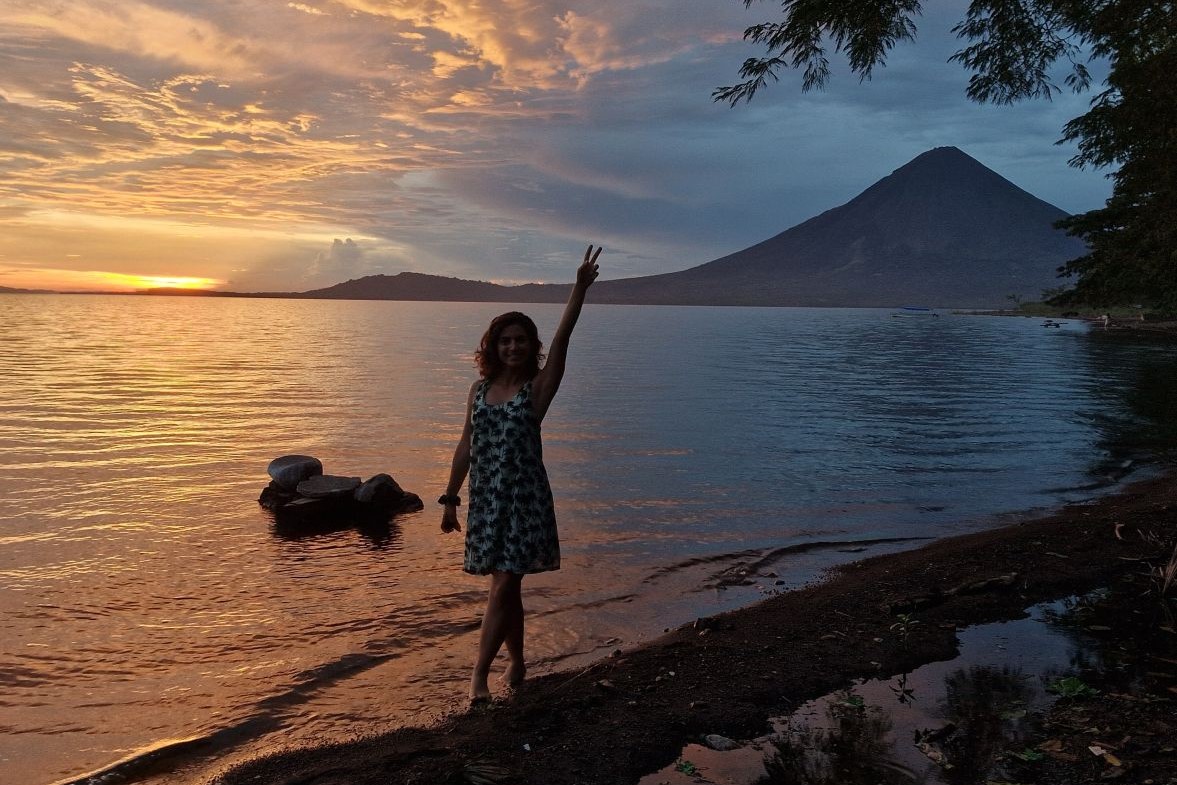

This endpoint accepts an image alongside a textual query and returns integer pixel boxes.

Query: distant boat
[891,306,939,318]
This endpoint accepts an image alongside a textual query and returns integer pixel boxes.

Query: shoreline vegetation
[209,468,1177,785]
[967,305,1177,337]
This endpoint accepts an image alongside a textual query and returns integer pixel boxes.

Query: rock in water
[268,455,323,490]
[260,459,422,523]
[354,473,404,504]
[297,475,361,499]
[258,481,297,511]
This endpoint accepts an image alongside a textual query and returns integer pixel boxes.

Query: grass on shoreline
[970,301,1172,320]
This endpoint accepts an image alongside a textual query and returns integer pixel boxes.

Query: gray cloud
[313,237,364,284]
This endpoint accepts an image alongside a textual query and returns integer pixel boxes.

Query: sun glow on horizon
[130,274,225,290]
[1,268,226,293]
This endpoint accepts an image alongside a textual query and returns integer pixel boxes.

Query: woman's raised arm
[531,244,601,419]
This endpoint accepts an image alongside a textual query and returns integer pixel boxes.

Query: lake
[1,294,1175,785]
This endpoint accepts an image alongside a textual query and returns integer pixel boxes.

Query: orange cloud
[0,0,760,291]
[4,0,257,75]
[332,0,576,89]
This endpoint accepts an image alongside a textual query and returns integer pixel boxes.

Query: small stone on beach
[702,734,739,751]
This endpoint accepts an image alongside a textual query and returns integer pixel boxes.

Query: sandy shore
[208,468,1177,785]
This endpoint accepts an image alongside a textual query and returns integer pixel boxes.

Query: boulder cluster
[259,454,423,518]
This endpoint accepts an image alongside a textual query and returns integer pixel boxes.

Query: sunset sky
[1,0,1111,293]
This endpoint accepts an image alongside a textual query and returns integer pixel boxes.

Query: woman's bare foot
[470,672,492,703]
[500,659,526,687]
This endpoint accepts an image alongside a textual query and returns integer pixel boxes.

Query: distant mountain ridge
[303,147,1084,308]
[0,285,55,294]
[302,272,572,303]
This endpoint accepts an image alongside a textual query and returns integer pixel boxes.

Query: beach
[211,469,1177,785]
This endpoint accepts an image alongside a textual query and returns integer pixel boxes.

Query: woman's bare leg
[471,571,522,700]
[502,585,526,686]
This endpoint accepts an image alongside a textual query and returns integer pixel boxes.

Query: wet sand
[208,469,1177,785]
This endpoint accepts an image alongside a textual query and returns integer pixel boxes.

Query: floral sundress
[464,379,560,575]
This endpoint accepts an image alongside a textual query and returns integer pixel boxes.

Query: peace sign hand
[577,244,602,289]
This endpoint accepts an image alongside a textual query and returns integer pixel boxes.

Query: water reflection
[1039,577,1177,695]
[1077,332,1177,480]
[936,666,1038,784]
[759,665,1041,785]
[268,511,404,550]
[888,672,917,705]
[762,690,909,785]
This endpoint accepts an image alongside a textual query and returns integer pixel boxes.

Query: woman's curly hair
[475,311,545,380]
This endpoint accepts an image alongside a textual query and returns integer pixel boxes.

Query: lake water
[2,294,1175,785]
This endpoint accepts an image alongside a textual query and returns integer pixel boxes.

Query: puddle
[640,585,1177,785]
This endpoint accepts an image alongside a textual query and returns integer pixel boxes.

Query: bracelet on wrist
[438,494,462,507]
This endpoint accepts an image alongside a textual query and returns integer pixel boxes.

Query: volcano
[305,147,1086,308]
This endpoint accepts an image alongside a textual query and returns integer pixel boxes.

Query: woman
[440,244,602,701]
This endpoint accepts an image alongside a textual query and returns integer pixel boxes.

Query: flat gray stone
[268,455,323,490]
[297,475,361,499]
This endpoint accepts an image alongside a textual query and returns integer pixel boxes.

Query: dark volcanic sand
[211,471,1177,785]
